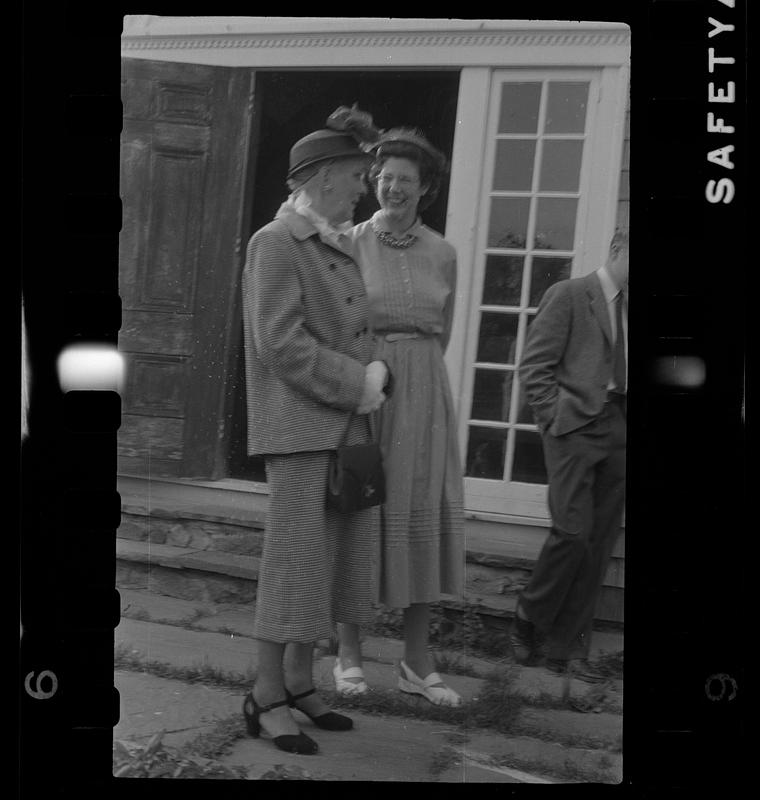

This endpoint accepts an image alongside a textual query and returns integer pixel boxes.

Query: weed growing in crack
[511,722,617,752]
[444,730,470,746]
[329,666,525,735]
[432,651,467,676]
[182,608,209,626]
[113,729,248,779]
[464,668,525,734]
[491,752,618,784]
[428,747,461,779]
[114,645,256,690]
[259,765,319,780]
[184,715,248,760]
[590,650,624,679]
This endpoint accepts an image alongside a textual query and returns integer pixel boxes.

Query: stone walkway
[114,588,623,783]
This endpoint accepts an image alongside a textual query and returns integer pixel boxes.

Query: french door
[457,68,625,518]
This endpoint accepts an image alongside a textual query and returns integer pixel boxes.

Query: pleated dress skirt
[372,335,465,608]
[252,415,379,643]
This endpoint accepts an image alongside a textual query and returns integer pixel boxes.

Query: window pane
[466,426,508,479]
[493,139,535,191]
[498,83,541,134]
[545,82,589,133]
[482,255,524,306]
[512,430,547,483]
[470,368,514,422]
[515,379,535,425]
[529,256,572,306]
[539,140,584,192]
[488,197,530,249]
[534,198,578,250]
[476,312,519,364]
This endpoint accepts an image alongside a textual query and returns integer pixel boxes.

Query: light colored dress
[348,212,465,608]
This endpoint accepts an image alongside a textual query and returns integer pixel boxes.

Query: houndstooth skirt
[253,416,379,643]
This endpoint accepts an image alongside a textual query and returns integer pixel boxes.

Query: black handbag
[326,413,385,513]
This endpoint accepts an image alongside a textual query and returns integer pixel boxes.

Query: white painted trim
[121,16,631,69]
[443,68,491,421]
[577,64,630,273]
[464,510,550,528]
[122,17,631,36]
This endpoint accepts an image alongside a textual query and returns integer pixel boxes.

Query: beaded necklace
[371,216,418,249]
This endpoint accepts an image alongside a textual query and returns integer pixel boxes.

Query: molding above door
[121,17,631,68]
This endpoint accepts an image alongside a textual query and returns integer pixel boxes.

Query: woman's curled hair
[368,128,448,212]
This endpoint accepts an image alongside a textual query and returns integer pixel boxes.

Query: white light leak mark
[57,343,126,393]
[651,355,706,388]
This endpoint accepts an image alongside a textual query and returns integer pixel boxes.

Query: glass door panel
[464,74,592,492]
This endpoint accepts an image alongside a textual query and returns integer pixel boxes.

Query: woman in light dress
[335,127,466,707]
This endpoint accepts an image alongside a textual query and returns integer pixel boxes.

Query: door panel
[119,58,254,478]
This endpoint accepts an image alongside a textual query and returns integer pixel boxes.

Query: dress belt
[376,331,432,342]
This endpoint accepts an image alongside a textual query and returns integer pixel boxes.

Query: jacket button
[329,263,336,270]
[346,297,352,304]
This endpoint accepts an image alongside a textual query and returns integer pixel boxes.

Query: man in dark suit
[511,229,628,682]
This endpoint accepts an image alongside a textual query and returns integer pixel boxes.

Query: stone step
[115,619,622,755]
[117,474,624,627]
[116,538,623,632]
[114,671,619,782]
[117,587,623,669]
[116,592,623,723]
[118,509,624,592]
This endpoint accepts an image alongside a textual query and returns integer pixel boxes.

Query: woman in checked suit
[240,109,390,755]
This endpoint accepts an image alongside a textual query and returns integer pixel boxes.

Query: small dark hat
[287,105,381,180]
[370,128,448,174]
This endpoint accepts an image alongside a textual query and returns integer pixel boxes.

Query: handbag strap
[338,411,375,448]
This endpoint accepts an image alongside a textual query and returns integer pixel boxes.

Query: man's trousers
[519,396,626,660]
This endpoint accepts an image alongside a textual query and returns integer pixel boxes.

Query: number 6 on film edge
[24,670,59,700]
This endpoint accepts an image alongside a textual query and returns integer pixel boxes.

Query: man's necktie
[613,291,626,393]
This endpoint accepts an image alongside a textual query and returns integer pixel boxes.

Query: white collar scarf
[289,193,352,247]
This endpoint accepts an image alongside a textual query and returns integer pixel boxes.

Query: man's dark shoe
[509,612,539,665]
[545,658,607,684]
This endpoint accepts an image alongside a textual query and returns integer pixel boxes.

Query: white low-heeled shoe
[333,659,369,696]
[398,660,462,707]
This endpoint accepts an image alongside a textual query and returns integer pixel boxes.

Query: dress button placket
[400,253,412,306]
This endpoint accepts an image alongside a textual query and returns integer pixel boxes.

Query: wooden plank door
[118,58,253,478]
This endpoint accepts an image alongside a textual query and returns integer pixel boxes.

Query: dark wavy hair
[368,128,448,212]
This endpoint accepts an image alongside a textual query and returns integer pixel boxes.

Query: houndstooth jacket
[241,203,374,456]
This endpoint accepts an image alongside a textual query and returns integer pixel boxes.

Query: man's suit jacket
[241,204,374,456]
[519,272,616,437]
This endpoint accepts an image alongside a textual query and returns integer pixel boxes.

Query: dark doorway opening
[228,69,461,480]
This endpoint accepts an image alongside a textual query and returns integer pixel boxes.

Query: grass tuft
[328,665,525,735]
[428,747,461,779]
[113,726,248,780]
[114,643,256,690]
[589,649,624,679]
[490,752,619,784]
